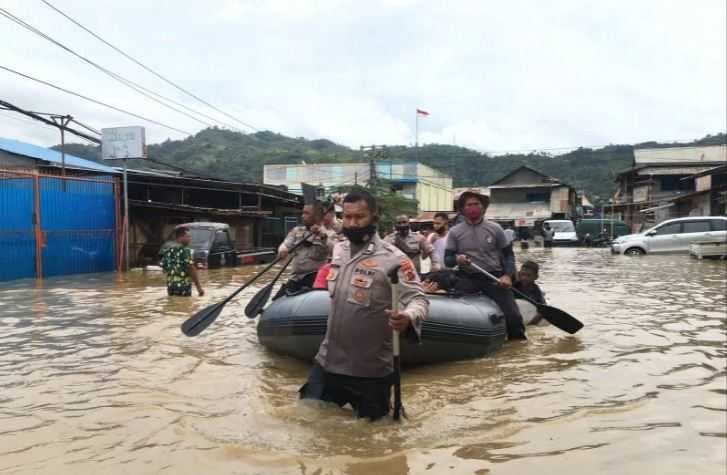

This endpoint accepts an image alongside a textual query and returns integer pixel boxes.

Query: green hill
[57,129,725,205]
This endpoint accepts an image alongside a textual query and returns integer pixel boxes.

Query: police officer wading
[384,215,438,274]
[278,202,335,293]
[300,189,429,421]
[444,191,527,340]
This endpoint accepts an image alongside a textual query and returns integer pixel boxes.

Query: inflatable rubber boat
[257,290,512,365]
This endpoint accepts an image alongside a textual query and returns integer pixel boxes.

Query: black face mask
[342,223,376,245]
[396,225,410,236]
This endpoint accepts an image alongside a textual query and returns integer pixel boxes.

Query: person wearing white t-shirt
[503,224,516,245]
[427,212,450,271]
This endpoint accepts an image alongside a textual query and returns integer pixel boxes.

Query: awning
[639,203,674,213]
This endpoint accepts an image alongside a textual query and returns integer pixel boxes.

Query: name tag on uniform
[359,258,379,268]
[351,275,373,288]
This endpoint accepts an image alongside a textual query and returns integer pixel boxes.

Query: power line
[40,0,261,133]
[70,118,101,136]
[1,99,102,143]
[0,8,244,132]
[0,65,192,135]
[0,8,233,131]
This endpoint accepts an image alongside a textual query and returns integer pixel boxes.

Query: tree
[332,182,418,236]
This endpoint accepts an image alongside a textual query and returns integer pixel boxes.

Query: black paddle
[244,257,292,318]
[467,260,583,334]
[244,202,336,318]
[388,266,406,421]
[180,233,312,337]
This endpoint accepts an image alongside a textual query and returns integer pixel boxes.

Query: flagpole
[415,110,419,162]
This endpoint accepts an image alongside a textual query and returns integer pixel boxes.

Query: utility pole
[50,115,73,179]
[360,145,388,190]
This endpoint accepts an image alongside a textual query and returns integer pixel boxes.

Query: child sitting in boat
[513,260,546,324]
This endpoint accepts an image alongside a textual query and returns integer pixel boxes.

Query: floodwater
[0,248,725,475]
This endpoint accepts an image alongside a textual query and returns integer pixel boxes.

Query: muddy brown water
[0,248,725,474]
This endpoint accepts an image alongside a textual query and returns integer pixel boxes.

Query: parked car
[576,219,630,244]
[543,219,579,246]
[610,216,727,256]
[159,222,238,268]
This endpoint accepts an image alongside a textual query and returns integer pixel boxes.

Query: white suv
[610,216,727,256]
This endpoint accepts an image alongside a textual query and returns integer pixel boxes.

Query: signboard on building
[101,126,146,160]
[633,185,649,203]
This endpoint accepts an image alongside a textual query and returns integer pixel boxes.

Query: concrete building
[613,145,726,230]
[669,164,727,218]
[120,168,302,267]
[486,166,577,227]
[263,161,452,213]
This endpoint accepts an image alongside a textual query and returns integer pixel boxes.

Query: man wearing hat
[444,190,526,340]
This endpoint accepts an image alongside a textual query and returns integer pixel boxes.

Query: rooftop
[0,137,118,174]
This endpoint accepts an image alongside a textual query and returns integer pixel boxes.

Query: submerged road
[0,248,725,474]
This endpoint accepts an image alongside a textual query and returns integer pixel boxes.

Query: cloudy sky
[1,0,725,153]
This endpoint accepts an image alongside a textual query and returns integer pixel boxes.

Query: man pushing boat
[299,188,429,421]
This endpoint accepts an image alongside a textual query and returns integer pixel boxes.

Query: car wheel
[625,247,645,256]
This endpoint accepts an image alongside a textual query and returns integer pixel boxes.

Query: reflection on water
[0,249,725,474]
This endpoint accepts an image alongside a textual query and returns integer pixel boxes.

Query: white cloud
[0,0,724,152]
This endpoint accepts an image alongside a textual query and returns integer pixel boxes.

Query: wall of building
[490,187,552,203]
[634,145,727,165]
[263,163,370,192]
[696,175,712,192]
[415,181,452,212]
[0,151,37,168]
[550,186,571,213]
[494,167,551,186]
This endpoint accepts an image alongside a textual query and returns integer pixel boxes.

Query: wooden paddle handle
[388,265,401,356]
[392,281,400,356]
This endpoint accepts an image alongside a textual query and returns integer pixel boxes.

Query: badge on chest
[347,272,373,306]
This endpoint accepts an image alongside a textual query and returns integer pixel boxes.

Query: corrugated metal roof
[637,166,718,176]
[0,137,118,174]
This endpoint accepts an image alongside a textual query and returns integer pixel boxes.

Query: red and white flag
[416,108,430,117]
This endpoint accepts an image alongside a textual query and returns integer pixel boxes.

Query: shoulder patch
[399,258,417,282]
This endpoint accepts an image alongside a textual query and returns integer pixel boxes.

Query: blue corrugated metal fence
[0,170,117,282]
[0,175,35,281]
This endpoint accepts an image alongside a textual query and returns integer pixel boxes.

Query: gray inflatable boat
[257,290,507,365]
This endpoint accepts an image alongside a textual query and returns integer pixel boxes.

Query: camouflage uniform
[161,245,193,296]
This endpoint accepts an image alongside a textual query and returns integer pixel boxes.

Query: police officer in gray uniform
[278,202,334,293]
[444,190,526,340]
[384,215,438,274]
[299,189,429,420]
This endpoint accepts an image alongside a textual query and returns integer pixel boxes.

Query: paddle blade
[244,283,273,318]
[181,301,226,337]
[537,304,583,334]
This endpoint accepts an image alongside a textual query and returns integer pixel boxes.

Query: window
[660,176,695,192]
[653,222,681,235]
[711,219,727,231]
[682,221,711,233]
[212,230,230,249]
[526,192,549,202]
